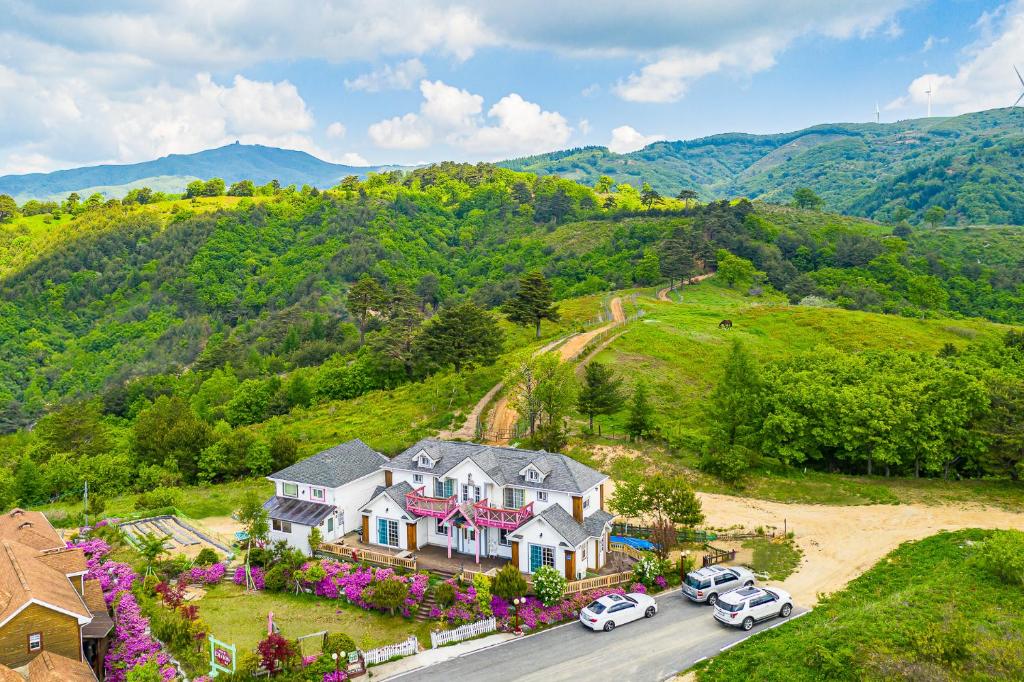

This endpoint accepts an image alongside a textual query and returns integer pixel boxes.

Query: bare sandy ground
[656,272,715,301]
[697,491,1024,606]
[485,297,625,444]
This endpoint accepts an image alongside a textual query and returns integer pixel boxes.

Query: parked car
[579,592,658,632]
[713,586,794,631]
[681,565,755,605]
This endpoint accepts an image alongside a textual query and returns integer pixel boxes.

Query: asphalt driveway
[395,593,808,682]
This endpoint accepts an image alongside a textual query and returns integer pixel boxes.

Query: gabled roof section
[582,509,614,538]
[390,439,606,495]
[412,449,439,469]
[362,481,415,517]
[0,508,63,551]
[513,506,612,549]
[37,547,88,575]
[268,439,387,488]
[263,497,335,527]
[27,650,98,682]
[0,539,92,626]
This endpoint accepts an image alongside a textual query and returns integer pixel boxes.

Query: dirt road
[484,296,625,444]
[697,491,1024,605]
[657,272,715,301]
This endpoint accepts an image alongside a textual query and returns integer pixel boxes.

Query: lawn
[196,582,432,655]
[695,529,1024,681]
[741,537,802,580]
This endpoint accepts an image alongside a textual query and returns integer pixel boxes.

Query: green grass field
[695,529,1024,681]
[196,582,431,655]
[742,537,802,580]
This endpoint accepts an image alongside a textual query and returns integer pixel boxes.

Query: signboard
[208,636,236,677]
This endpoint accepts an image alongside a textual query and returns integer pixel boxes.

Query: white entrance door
[458,526,486,555]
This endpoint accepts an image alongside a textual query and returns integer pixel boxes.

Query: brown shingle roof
[0,509,63,552]
[0,540,91,625]
[36,547,88,575]
[0,664,20,682]
[80,579,113,639]
[26,651,97,682]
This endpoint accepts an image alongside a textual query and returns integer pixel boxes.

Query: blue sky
[2,0,1023,174]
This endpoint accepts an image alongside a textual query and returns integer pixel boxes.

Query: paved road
[398,594,807,682]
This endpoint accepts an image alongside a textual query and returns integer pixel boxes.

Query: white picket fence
[430,617,497,649]
[363,635,419,665]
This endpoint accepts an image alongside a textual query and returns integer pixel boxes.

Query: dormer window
[527,469,540,482]
[519,462,548,482]
[415,450,436,469]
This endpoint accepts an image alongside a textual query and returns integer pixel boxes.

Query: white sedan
[579,592,658,632]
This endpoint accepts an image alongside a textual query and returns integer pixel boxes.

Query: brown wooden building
[0,509,109,681]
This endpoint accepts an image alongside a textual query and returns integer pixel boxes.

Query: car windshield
[717,601,744,612]
[586,601,607,614]
[685,575,711,589]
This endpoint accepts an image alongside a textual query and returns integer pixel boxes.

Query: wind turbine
[1014,65,1024,107]
[875,102,880,124]
[925,81,933,117]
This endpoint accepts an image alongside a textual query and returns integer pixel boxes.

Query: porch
[331,532,508,576]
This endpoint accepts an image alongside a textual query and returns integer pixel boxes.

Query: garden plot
[120,514,233,560]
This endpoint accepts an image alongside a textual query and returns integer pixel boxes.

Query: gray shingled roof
[582,509,614,538]
[362,481,415,516]
[263,496,335,526]
[268,439,387,488]
[388,439,606,495]
[535,505,589,547]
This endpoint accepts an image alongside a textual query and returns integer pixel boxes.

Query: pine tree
[14,456,42,506]
[707,340,764,448]
[625,381,655,441]
[503,271,560,338]
[577,362,625,431]
[658,227,695,289]
[346,274,385,346]
[415,302,504,373]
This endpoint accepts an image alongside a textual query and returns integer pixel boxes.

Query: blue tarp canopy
[611,535,659,551]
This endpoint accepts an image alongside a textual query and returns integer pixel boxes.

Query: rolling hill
[501,108,1024,225]
[0,142,396,202]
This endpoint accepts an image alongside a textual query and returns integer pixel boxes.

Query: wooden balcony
[472,500,533,530]
[406,487,457,519]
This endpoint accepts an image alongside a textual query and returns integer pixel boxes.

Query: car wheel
[645,606,656,618]
[742,617,754,631]
[744,580,753,587]
[603,621,615,632]
[707,593,718,606]
[780,603,793,618]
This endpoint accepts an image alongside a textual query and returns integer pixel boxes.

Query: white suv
[681,565,756,605]
[713,586,793,630]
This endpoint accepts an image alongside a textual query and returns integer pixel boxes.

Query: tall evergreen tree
[503,271,560,338]
[625,381,655,441]
[640,182,663,209]
[658,227,696,289]
[347,274,385,346]
[707,340,764,448]
[577,362,625,431]
[415,301,504,373]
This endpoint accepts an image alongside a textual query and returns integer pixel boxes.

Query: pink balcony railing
[406,487,457,519]
[472,500,534,530]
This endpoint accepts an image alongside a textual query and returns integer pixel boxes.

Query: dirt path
[484,297,626,444]
[696,491,1024,606]
[657,272,715,301]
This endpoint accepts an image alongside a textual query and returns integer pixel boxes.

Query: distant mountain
[0,142,397,201]
[500,108,1024,225]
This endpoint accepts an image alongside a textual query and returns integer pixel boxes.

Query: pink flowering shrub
[435,579,491,626]
[298,560,429,618]
[181,562,227,586]
[630,582,647,594]
[654,575,668,590]
[493,587,627,632]
[323,671,348,682]
[232,565,266,590]
[105,593,176,682]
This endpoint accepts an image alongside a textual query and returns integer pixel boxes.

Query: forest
[1,162,1023,509]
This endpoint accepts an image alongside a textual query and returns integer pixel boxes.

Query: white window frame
[413,474,424,484]
[527,468,540,482]
[28,632,42,652]
[498,528,511,546]
[310,487,325,501]
[282,483,298,498]
[583,497,590,510]
[503,487,525,509]
[436,518,448,535]
[272,519,292,533]
[536,491,548,502]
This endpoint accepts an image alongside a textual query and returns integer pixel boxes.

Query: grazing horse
[718,319,733,329]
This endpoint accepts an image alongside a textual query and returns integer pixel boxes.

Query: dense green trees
[503,272,560,338]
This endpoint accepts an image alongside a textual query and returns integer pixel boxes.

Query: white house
[361,439,614,580]
[264,439,387,554]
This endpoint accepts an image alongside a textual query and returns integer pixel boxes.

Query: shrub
[492,563,528,601]
[633,552,669,588]
[472,573,492,616]
[532,566,566,606]
[324,632,357,657]
[134,489,178,510]
[256,632,295,674]
[365,577,410,616]
[263,564,288,592]
[972,530,1024,586]
[434,581,456,607]
[194,548,219,566]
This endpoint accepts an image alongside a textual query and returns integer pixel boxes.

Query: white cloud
[368,113,432,149]
[581,83,600,97]
[368,80,570,157]
[345,58,428,91]
[607,126,666,154]
[338,152,370,166]
[579,118,591,135]
[889,1,1024,115]
[326,122,347,138]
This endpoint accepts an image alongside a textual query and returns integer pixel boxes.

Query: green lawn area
[695,529,1024,681]
[741,537,802,580]
[197,582,432,655]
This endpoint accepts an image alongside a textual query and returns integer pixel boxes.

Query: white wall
[362,493,411,551]
[336,470,387,535]
[513,517,586,579]
[269,521,313,555]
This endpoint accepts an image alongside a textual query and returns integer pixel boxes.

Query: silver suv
[681,565,755,605]
[713,586,794,630]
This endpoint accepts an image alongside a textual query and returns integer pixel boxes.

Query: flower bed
[303,560,429,618]
[232,564,266,590]
[181,562,227,586]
